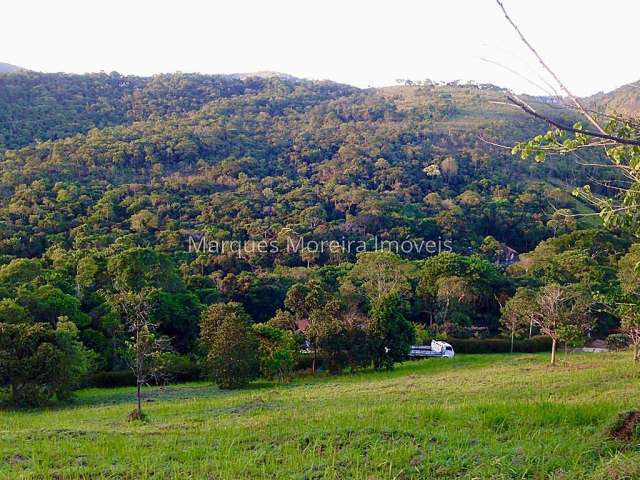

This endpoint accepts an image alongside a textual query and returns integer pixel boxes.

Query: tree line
[2,230,639,409]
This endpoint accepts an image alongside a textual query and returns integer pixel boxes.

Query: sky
[3,0,639,96]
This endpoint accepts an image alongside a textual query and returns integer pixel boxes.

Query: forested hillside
[0,72,357,150]
[0,73,602,259]
[1,71,636,400]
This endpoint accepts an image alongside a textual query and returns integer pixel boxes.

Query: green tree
[534,284,593,365]
[200,302,259,389]
[342,251,411,304]
[0,299,31,324]
[150,291,202,353]
[618,245,640,296]
[0,258,44,287]
[18,285,90,327]
[367,294,415,370]
[557,324,586,353]
[618,304,640,365]
[616,246,640,364]
[0,320,93,406]
[500,288,537,352]
[306,299,345,373]
[75,255,99,297]
[107,247,183,293]
[479,236,505,263]
[435,276,476,330]
[252,323,299,382]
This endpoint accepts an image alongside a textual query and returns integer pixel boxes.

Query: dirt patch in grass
[207,397,280,416]
[6,453,29,466]
[144,385,216,400]
[609,411,640,442]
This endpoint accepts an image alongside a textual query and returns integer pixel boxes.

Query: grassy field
[1,352,639,479]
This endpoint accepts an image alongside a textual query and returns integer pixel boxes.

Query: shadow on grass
[0,380,280,412]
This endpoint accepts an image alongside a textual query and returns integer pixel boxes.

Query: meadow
[1,352,639,479]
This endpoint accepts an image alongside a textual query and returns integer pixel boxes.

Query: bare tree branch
[495,0,607,134]
[478,56,558,97]
[507,95,640,146]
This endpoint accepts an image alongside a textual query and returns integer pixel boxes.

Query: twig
[495,0,607,134]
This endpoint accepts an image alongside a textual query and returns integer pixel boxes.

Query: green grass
[1,352,639,479]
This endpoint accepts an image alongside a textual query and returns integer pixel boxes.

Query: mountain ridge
[0,62,25,73]
[586,80,640,117]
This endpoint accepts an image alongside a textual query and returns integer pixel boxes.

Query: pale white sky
[3,0,639,96]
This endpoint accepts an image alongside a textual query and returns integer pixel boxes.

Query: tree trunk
[137,381,142,418]
[510,330,515,353]
[441,299,450,325]
[529,317,533,338]
[634,343,639,364]
[550,338,557,365]
[312,347,317,374]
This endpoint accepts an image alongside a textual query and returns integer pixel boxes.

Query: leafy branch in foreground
[511,118,640,236]
[494,1,640,236]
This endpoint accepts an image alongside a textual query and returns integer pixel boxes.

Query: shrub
[607,334,631,351]
[86,370,136,388]
[200,302,259,389]
[515,336,554,353]
[413,323,432,345]
[557,324,586,350]
[162,353,204,383]
[447,336,552,354]
[85,355,203,388]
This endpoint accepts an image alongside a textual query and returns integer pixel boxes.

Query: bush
[86,370,137,388]
[447,336,552,354]
[252,324,300,383]
[0,320,94,406]
[86,355,204,388]
[557,324,586,349]
[162,353,204,383]
[607,334,631,351]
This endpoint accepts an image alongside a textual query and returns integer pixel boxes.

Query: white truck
[408,340,455,358]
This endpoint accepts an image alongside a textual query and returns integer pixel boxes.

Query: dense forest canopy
[0,72,608,258]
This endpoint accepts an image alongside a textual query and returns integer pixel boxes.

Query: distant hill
[586,80,640,118]
[0,71,356,149]
[0,62,25,73]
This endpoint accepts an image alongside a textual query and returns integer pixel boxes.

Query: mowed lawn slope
[1,353,639,479]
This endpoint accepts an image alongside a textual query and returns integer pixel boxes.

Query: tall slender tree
[105,290,168,420]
